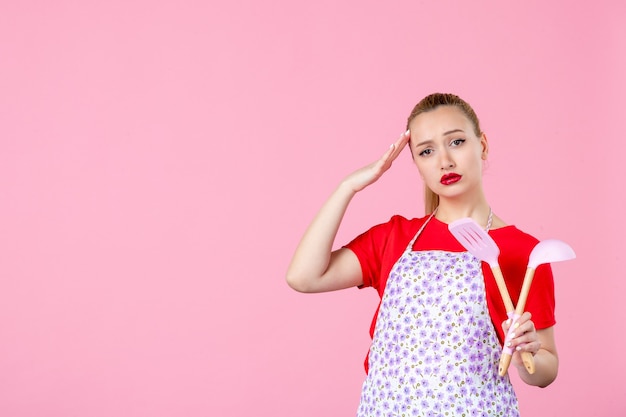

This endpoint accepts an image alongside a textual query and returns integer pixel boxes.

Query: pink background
[1,1,624,416]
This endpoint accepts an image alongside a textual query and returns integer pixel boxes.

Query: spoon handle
[499,267,537,376]
[491,266,536,376]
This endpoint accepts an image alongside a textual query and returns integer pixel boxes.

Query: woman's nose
[440,150,455,170]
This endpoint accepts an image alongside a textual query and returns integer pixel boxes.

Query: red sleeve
[484,228,556,344]
[343,221,389,290]
[343,215,422,292]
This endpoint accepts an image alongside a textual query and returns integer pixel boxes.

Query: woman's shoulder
[382,214,431,235]
[387,213,430,226]
[490,224,555,286]
[491,224,541,252]
[356,214,429,243]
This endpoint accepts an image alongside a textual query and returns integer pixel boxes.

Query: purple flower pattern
[357,250,520,417]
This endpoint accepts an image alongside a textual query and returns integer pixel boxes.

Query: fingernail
[506,341,512,347]
[505,319,512,326]
[514,322,520,329]
[405,129,410,136]
[516,346,521,351]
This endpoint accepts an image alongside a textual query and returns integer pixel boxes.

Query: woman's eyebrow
[443,129,464,136]
[415,129,466,147]
[414,139,433,147]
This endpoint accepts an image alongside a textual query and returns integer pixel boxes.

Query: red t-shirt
[344,215,556,363]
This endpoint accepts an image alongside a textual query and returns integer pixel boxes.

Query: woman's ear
[480,132,489,160]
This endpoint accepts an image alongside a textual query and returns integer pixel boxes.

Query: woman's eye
[451,139,465,147]
[418,149,433,156]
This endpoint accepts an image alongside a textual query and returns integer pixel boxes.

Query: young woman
[286,93,558,416]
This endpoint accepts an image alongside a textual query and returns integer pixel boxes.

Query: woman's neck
[434,197,492,228]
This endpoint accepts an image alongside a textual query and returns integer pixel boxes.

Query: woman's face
[408,105,488,201]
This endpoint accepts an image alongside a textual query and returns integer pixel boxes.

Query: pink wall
[1,1,624,415]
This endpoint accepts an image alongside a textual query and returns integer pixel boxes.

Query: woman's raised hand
[343,130,411,193]
[286,129,410,293]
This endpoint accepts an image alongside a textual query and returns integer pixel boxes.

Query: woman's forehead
[409,106,474,137]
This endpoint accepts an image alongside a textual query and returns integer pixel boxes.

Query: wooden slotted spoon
[448,217,535,376]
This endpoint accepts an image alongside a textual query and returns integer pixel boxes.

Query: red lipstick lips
[440,173,462,185]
